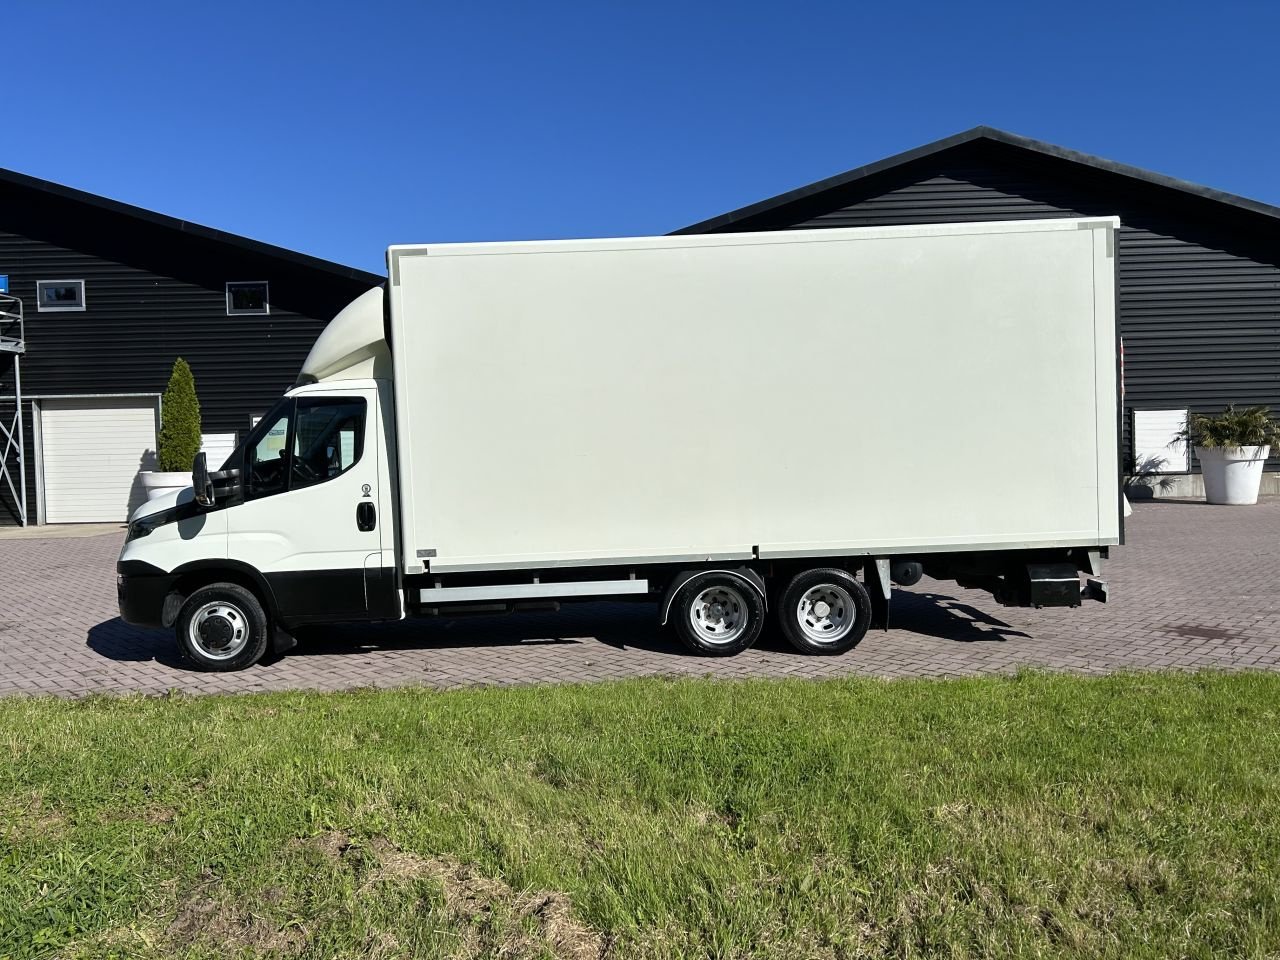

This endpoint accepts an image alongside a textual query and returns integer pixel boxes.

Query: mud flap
[865,557,892,630]
[271,625,299,654]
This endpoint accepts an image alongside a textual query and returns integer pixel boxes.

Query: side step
[419,578,649,604]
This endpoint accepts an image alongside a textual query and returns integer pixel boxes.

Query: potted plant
[142,358,203,500]
[1181,405,1278,505]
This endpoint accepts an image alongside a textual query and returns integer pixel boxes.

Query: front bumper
[117,561,178,628]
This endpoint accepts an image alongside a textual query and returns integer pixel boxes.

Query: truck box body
[387,217,1120,576]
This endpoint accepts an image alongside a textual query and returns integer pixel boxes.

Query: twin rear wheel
[778,567,873,655]
[670,568,872,656]
[672,573,767,655]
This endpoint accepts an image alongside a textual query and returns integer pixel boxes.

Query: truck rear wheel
[175,582,270,672]
[778,568,871,655]
[670,572,764,656]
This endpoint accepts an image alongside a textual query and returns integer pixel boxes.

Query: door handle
[356,501,376,532]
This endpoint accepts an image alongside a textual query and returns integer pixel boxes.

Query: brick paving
[1,500,1278,697]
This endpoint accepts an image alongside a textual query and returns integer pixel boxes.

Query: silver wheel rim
[689,584,749,646]
[796,583,857,644]
[188,601,249,660]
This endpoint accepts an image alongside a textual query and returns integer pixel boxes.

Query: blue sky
[5,1,1278,273]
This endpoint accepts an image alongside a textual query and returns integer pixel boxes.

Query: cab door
[227,386,383,625]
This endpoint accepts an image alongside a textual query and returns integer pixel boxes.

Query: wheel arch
[659,567,767,625]
[164,560,278,628]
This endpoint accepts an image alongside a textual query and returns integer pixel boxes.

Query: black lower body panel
[265,567,400,627]
[116,560,177,628]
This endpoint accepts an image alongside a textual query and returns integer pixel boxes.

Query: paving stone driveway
[1,500,1278,697]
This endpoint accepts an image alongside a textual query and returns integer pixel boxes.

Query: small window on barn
[36,280,86,312]
[226,281,270,316]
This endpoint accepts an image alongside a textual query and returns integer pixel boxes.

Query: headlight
[126,511,170,541]
[125,503,190,541]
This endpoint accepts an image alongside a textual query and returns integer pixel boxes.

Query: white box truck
[118,217,1121,671]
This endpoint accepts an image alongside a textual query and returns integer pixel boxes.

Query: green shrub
[1180,404,1280,449]
[157,358,203,472]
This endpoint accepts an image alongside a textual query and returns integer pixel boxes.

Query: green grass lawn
[2,672,1280,959]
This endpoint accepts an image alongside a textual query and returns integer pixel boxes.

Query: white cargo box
[387,218,1120,575]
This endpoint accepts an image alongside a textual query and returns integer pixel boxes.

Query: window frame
[36,279,86,313]
[225,280,270,316]
[290,396,367,491]
[238,395,368,501]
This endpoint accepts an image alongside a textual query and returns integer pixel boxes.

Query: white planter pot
[140,471,191,501]
[1195,445,1270,505]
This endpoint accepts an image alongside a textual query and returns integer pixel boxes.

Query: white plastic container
[1196,445,1271,505]
[139,471,190,501]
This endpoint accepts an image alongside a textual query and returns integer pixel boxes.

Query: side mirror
[192,452,215,507]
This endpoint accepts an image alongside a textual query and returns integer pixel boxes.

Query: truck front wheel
[670,572,764,656]
[777,568,871,655]
[175,583,270,672]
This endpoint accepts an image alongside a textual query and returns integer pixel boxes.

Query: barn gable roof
[0,165,383,286]
[673,126,1280,236]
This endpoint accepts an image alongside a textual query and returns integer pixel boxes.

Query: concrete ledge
[0,522,125,540]
[1128,472,1280,500]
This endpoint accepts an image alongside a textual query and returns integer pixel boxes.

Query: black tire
[670,572,764,656]
[777,568,871,655]
[174,582,270,672]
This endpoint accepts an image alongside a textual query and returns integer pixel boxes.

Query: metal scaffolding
[1,293,26,526]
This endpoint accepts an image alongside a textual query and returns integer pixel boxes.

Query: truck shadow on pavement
[86,590,1029,669]
[86,619,187,668]
[897,592,1032,643]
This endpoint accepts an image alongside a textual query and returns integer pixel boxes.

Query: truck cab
[118,288,400,670]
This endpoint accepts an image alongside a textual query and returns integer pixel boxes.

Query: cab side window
[290,398,366,491]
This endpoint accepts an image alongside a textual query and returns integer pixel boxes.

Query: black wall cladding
[0,175,380,523]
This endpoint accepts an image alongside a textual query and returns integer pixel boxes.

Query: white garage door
[41,397,158,523]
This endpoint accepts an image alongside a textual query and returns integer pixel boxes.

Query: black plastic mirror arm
[209,468,243,504]
[192,452,215,507]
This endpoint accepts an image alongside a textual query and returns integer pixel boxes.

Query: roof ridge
[673,127,1280,234]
